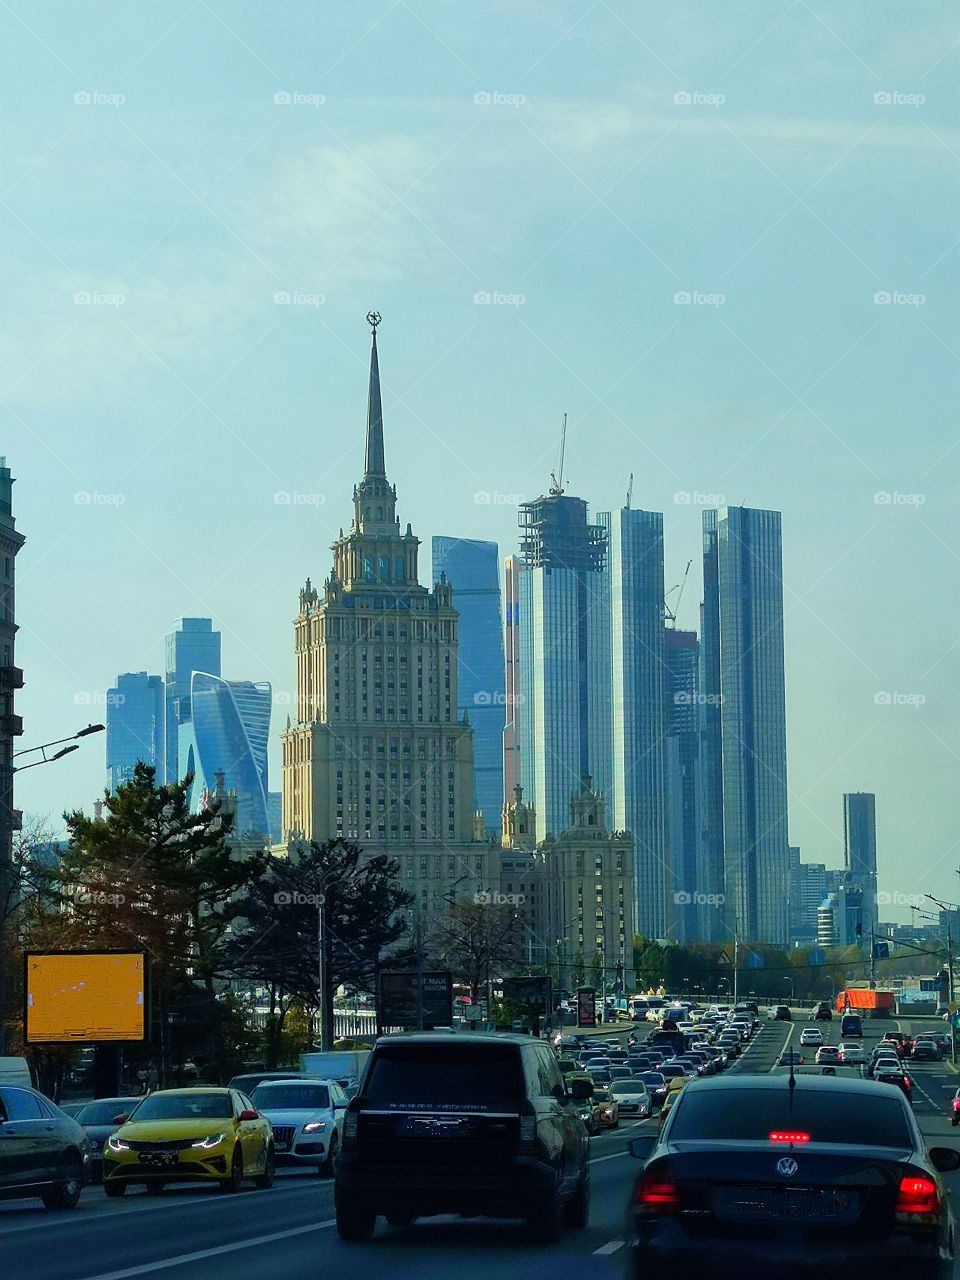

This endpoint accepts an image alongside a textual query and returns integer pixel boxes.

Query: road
[4,1012,960,1280]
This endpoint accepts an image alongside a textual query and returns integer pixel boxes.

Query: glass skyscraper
[844,791,877,934]
[164,617,221,784]
[180,673,272,838]
[105,671,165,790]
[432,537,505,836]
[664,628,701,942]
[502,555,524,813]
[701,506,790,945]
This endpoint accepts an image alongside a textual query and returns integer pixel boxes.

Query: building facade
[106,671,165,790]
[701,506,790,944]
[664,628,701,941]
[843,791,877,933]
[0,459,26,960]
[164,618,221,784]
[432,536,505,837]
[502,554,524,816]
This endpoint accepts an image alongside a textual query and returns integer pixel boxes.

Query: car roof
[142,1087,231,1096]
[373,1032,533,1047]
[682,1073,896,1097]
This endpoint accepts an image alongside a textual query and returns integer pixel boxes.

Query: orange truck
[835,988,895,1018]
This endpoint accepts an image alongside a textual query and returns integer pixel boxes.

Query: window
[379,556,390,581]
[363,555,374,581]
[0,1088,42,1121]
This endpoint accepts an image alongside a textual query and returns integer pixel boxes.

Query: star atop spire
[364,311,385,478]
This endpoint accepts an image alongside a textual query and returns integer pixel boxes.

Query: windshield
[252,1084,330,1110]
[128,1092,233,1122]
[363,1045,522,1109]
[670,1088,912,1148]
[611,1082,646,1094]
[76,1100,136,1125]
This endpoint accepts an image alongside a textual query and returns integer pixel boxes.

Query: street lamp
[12,723,104,770]
[783,977,795,1003]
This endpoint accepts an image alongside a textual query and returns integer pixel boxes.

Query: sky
[4,1,958,921]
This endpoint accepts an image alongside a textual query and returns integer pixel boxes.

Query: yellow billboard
[25,952,147,1043]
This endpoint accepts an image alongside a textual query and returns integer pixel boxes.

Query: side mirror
[334,1101,347,1110]
[239,1109,259,1121]
[929,1147,960,1173]
[569,1077,593,1101]
[113,1114,128,1126]
[628,1134,657,1160]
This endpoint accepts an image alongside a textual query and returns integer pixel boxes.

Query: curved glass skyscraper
[180,673,272,837]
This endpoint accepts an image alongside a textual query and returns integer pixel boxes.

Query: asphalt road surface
[5,1012,960,1280]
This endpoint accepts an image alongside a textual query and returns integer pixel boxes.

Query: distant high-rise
[596,507,670,939]
[516,489,606,842]
[106,672,164,790]
[180,673,272,838]
[164,618,221,783]
[502,555,524,812]
[798,862,828,939]
[665,628,701,941]
[701,506,790,944]
[844,791,877,932]
[432,537,505,836]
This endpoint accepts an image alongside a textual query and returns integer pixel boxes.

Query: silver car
[250,1078,348,1174]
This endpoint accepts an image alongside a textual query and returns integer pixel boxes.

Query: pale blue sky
[4,2,958,917]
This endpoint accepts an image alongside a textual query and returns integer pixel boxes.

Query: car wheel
[562,1169,590,1229]
[322,1131,339,1177]
[103,1181,126,1198]
[527,1193,563,1243]
[145,1182,165,1196]
[219,1145,244,1193]
[41,1157,83,1210]
[336,1202,376,1241]
[255,1144,275,1190]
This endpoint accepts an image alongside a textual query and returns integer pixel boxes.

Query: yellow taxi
[658,1076,687,1127]
[102,1087,274,1196]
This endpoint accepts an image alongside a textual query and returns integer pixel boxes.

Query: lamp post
[784,976,795,1004]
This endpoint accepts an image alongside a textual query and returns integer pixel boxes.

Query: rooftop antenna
[664,559,693,628]
[549,413,567,497]
[626,472,634,509]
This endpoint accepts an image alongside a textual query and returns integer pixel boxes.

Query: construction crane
[664,558,692,628]
[625,472,633,509]
[549,413,567,496]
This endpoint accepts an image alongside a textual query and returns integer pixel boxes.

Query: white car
[838,1043,867,1065]
[798,1027,824,1046]
[250,1078,348,1174]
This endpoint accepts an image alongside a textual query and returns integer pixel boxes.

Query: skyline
[5,2,958,922]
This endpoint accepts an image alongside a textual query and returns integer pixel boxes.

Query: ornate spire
[364,311,385,478]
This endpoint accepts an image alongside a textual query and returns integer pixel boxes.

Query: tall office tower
[281,316,494,924]
[0,459,26,968]
[843,791,877,933]
[502,555,524,812]
[664,628,701,942]
[593,507,670,939]
[701,506,790,944]
[179,674,272,838]
[105,672,164,790]
[798,862,828,940]
[516,488,607,844]
[164,617,221,783]
[787,844,802,937]
[432,537,505,837]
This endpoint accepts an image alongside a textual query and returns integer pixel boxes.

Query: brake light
[896,1175,940,1220]
[769,1131,811,1143]
[519,1102,536,1151]
[634,1169,680,1214]
[903,1077,911,1088]
[342,1109,358,1151]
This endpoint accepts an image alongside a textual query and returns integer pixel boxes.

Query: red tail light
[769,1131,811,1143]
[896,1175,940,1220]
[634,1169,680,1214]
[903,1077,911,1088]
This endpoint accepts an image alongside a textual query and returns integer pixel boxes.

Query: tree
[428,901,527,1005]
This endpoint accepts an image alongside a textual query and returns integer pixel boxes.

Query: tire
[336,1202,376,1241]
[219,1145,244,1193]
[562,1170,590,1229]
[255,1145,275,1190]
[526,1194,563,1243]
[41,1157,83,1210]
[145,1182,165,1196]
[322,1131,339,1177]
[103,1181,126,1198]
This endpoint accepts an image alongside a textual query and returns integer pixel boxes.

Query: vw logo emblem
[777,1157,799,1178]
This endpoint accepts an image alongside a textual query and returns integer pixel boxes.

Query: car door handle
[44,1124,55,1132]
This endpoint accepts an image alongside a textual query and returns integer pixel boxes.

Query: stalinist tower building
[281,314,498,915]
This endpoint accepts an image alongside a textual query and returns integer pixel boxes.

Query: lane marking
[593,1239,625,1255]
[590,1150,631,1165]
[73,1220,337,1280]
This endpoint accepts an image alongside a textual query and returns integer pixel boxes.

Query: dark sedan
[625,1074,957,1278]
[0,1085,92,1208]
[70,1096,142,1182]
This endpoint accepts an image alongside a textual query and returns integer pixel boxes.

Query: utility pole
[732,930,740,1006]
[869,928,876,990]
[317,892,330,1051]
[949,927,956,1065]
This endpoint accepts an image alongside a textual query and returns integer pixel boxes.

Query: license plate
[275,1140,291,1152]
[138,1151,180,1168]
[716,1186,851,1222]
[400,1115,465,1137]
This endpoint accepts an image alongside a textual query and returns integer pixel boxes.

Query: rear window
[670,1087,912,1148]
[252,1084,330,1110]
[363,1044,522,1111]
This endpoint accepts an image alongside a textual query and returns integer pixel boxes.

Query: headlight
[302,1121,327,1134]
[107,1135,130,1152]
[191,1133,226,1149]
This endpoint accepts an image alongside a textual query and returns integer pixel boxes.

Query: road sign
[378,971,453,1029]
[576,987,596,1028]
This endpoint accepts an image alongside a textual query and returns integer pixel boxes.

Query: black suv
[335,1033,592,1242]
